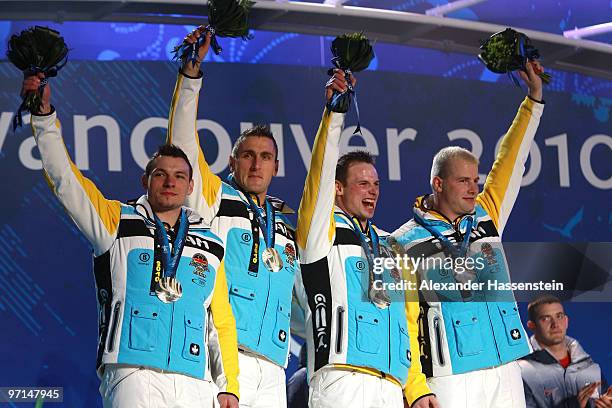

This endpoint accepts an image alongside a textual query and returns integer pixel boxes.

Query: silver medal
[261,247,283,272]
[155,277,183,303]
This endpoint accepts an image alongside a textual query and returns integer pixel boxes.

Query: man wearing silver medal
[296,70,437,408]
[390,61,546,408]
[167,27,302,408]
[23,75,240,408]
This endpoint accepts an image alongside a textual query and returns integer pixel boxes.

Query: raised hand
[518,60,544,102]
[21,73,51,115]
[181,25,212,77]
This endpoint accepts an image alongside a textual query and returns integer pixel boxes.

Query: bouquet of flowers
[327,32,375,114]
[478,28,551,85]
[173,0,255,66]
[6,26,69,130]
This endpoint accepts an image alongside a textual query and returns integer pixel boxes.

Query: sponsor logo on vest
[356,260,366,271]
[192,277,207,287]
[241,232,251,243]
[314,294,328,351]
[190,253,209,276]
[283,243,296,267]
[275,222,289,236]
[278,330,287,342]
[139,252,151,263]
[185,235,211,251]
[481,242,498,265]
[510,329,521,340]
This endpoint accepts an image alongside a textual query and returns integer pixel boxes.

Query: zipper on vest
[433,316,445,366]
[166,302,175,368]
[335,306,344,353]
[107,301,121,353]
[483,303,502,364]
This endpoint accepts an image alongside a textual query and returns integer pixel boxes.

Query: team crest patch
[190,253,209,277]
[283,243,296,267]
[481,242,498,265]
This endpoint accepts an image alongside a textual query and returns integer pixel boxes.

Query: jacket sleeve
[290,264,308,340]
[167,72,223,224]
[477,97,544,235]
[400,249,434,405]
[31,111,121,256]
[296,108,345,263]
[208,260,240,399]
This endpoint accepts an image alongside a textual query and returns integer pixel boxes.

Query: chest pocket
[128,304,159,352]
[451,308,483,357]
[182,311,204,362]
[355,309,381,354]
[229,284,256,331]
[272,301,291,348]
[497,303,523,346]
[398,324,411,367]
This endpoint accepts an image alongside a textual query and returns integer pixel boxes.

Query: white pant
[237,351,286,408]
[99,364,216,408]
[308,367,404,408]
[427,361,526,408]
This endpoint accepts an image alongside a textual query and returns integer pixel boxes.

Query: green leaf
[330,32,375,72]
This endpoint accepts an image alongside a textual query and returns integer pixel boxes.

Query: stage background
[0,20,610,407]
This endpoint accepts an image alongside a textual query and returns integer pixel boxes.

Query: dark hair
[528,295,562,321]
[231,125,278,160]
[145,144,193,179]
[335,150,376,184]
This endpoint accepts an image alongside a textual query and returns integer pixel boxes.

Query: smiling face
[432,158,480,220]
[229,136,279,204]
[335,161,380,225]
[142,155,194,216]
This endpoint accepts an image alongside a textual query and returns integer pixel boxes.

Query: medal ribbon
[344,215,391,307]
[327,67,362,135]
[153,210,189,280]
[414,214,474,259]
[228,175,276,274]
[414,214,475,300]
[345,216,380,269]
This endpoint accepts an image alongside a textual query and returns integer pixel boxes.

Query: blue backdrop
[0,60,610,406]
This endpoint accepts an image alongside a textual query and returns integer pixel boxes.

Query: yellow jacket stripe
[167,73,222,216]
[477,97,544,233]
[209,261,240,399]
[31,113,121,256]
[402,264,433,404]
[296,108,344,263]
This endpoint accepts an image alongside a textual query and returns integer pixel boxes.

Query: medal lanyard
[228,175,276,249]
[414,214,474,258]
[346,215,380,270]
[245,194,275,250]
[153,210,189,280]
[228,175,276,275]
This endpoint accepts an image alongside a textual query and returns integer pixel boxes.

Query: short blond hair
[430,146,479,186]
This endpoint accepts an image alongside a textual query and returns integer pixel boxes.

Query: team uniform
[391,96,544,408]
[296,109,431,408]
[519,336,605,408]
[167,71,300,408]
[31,110,239,407]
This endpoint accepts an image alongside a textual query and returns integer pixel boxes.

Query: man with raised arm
[390,61,546,408]
[23,74,239,408]
[296,70,438,408]
[166,28,301,408]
